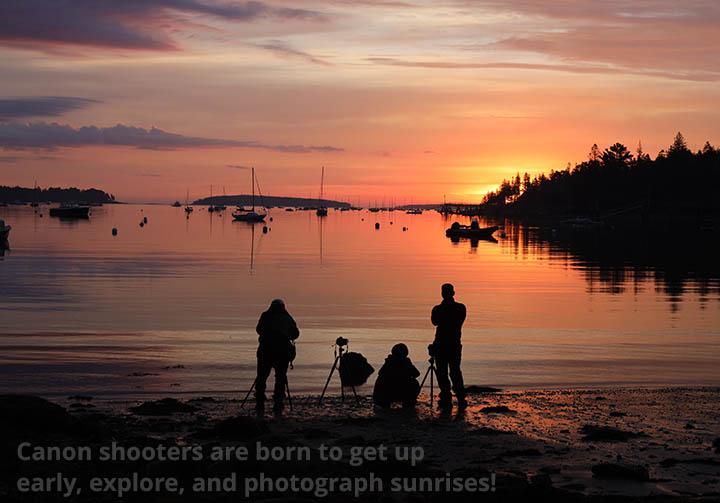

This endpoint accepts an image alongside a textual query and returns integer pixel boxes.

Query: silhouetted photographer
[430,283,467,410]
[255,299,299,412]
[373,343,420,408]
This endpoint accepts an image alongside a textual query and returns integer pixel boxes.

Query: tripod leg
[351,385,359,406]
[241,377,257,409]
[318,356,340,405]
[430,365,434,407]
[420,365,433,388]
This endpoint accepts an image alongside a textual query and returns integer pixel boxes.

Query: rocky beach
[2,387,718,502]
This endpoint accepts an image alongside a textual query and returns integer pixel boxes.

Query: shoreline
[2,387,718,501]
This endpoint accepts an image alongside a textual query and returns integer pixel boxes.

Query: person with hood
[431,283,467,410]
[373,343,421,408]
[255,299,299,411]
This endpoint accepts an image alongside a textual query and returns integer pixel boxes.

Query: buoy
[139,222,144,227]
[112,228,118,236]
[390,221,393,225]
[375,222,380,229]
[361,218,364,221]
[500,231,506,238]
[39,214,43,217]
[263,226,268,233]
[143,216,147,224]
[269,217,273,222]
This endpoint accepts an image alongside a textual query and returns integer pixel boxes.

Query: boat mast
[251,167,255,212]
[320,166,324,208]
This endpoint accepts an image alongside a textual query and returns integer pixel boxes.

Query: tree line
[0,186,115,203]
[481,133,720,218]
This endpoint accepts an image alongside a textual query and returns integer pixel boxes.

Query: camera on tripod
[427,343,435,357]
[335,337,349,347]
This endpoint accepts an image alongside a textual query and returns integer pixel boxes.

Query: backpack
[339,352,375,387]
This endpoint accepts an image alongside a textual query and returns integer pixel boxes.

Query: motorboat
[49,204,90,218]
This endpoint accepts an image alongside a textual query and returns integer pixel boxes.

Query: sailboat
[214,187,227,211]
[184,189,193,213]
[233,168,266,222]
[316,167,328,216]
[30,181,39,207]
[208,185,215,212]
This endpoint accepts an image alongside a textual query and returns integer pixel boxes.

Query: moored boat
[233,167,266,222]
[49,204,90,218]
[445,220,498,239]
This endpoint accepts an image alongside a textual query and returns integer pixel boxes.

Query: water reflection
[496,218,720,311]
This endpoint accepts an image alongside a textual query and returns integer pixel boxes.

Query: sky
[0,0,718,204]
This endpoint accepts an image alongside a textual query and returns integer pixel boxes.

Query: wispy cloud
[366,57,720,82]
[254,40,331,66]
[227,164,250,169]
[0,122,344,153]
[0,0,328,51]
[0,97,99,120]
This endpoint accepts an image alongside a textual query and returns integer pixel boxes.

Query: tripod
[419,355,438,406]
[240,373,293,411]
[318,343,360,406]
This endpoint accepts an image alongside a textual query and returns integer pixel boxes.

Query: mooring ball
[269,217,273,222]
[139,222,144,227]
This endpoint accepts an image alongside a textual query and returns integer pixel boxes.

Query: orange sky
[1,0,718,203]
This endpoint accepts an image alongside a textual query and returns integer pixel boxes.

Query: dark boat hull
[233,212,266,222]
[49,206,90,218]
[445,225,498,239]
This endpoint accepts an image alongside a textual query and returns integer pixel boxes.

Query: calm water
[1,204,719,396]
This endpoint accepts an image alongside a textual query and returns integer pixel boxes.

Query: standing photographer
[255,299,299,412]
[430,283,467,410]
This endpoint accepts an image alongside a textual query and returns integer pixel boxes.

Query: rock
[530,473,553,488]
[468,427,512,436]
[189,396,216,403]
[480,405,516,414]
[684,422,695,430]
[499,448,542,458]
[301,428,333,439]
[196,415,270,440]
[130,398,198,416]
[0,395,79,436]
[465,386,502,394]
[595,396,607,401]
[539,466,561,474]
[609,411,627,417]
[592,463,649,481]
[580,424,648,442]
[69,402,95,409]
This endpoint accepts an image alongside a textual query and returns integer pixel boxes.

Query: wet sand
[2,387,719,502]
